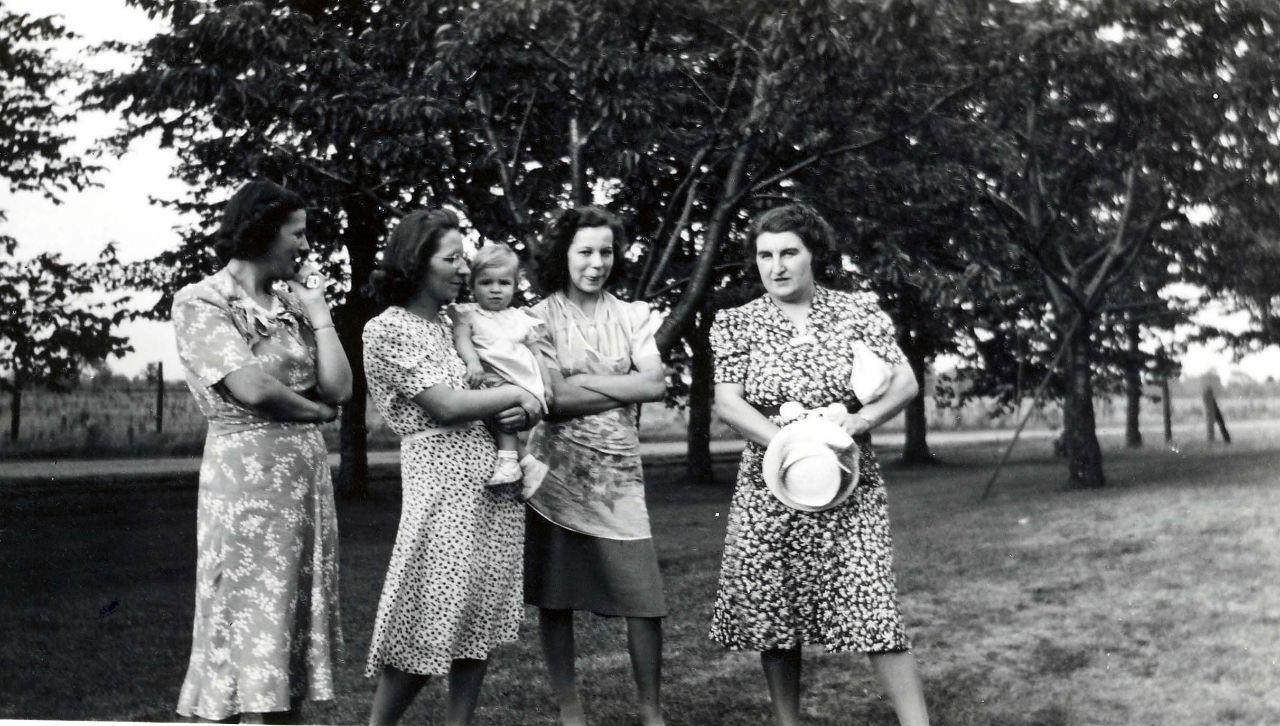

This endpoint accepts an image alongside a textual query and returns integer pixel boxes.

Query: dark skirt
[523,508,668,618]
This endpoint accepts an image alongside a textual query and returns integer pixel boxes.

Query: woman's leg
[760,647,802,726]
[369,665,430,726]
[444,658,490,726]
[539,608,586,726]
[625,616,665,726]
[868,651,929,726]
[257,699,304,724]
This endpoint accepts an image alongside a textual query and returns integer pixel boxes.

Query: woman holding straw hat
[708,203,930,726]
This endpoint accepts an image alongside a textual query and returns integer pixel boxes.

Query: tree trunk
[8,384,19,442]
[899,338,935,465]
[1061,323,1106,488]
[335,196,383,499]
[685,309,716,485]
[1124,319,1142,448]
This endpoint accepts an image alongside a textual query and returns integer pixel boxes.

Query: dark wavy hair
[745,203,844,285]
[214,179,307,263]
[363,208,461,308]
[532,206,627,294]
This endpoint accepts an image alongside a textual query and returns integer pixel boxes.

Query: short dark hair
[532,206,627,294]
[364,208,461,308]
[214,179,306,263]
[745,203,839,277]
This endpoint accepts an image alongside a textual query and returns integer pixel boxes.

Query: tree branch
[1082,162,1140,305]
[643,175,706,299]
[737,80,976,204]
[474,90,532,232]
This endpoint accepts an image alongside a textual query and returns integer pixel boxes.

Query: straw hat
[762,417,860,512]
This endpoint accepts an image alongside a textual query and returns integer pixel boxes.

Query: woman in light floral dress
[362,209,542,726]
[709,204,929,726]
[172,180,352,723]
[524,206,669,726]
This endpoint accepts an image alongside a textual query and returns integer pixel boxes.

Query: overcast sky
[2,0,1277,382]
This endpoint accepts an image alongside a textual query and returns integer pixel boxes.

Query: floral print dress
[708,286,911,653]
[172,268,340,720]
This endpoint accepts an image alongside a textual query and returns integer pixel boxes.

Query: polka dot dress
[362,307,524,677]
[708,287,911,654]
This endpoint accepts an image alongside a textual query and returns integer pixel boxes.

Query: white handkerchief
[850,341,892,403]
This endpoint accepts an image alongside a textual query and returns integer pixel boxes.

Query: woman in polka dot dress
[362,209,543,726]
[709,204,931,726]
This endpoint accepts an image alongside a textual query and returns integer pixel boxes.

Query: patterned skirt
[709,442,910,653]
[177,424,341,720]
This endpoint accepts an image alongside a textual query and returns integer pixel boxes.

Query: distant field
[2,383,1276,460]
[2,425,1278,724]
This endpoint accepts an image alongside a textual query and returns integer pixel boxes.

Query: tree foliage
[87,0,1280,490]
[941,0,1280,487]
[1,5,124,441]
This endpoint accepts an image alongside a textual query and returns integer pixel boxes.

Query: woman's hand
[515,388,543,419]
[839,411,874,438]
[493,403,541,433]
[312,400,340,423]
[286,262,329,306]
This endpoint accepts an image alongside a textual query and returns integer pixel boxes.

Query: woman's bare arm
[712,381,779,448]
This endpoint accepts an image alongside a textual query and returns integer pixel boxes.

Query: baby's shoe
[519,455,549,501]
[488,450,523,486]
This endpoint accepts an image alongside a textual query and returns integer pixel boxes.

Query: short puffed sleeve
[363,313,451,399]
[514,308,547,346]
[171,286,260,387]
[624,300,661,361]
[853,291,907,367]
[709,306,749,385]
[525,300,559,368]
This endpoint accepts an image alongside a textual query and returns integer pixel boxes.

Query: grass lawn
[2,428,1278,725]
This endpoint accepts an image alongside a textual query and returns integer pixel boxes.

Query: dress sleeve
[709,307,748,385]
[626,300,661,361]
[526,301,560,370]
[363,317,451,399]
[517,309,547,346]
[856,292,907,367]
[171,291,260,388]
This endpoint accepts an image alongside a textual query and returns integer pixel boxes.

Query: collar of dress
[214,268,299,336]
[762,285,833,331]
[555,290,617,322]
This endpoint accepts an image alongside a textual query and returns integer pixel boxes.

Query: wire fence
[2,381,1277,460]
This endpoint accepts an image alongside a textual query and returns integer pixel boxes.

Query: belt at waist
[751,402,862,418]
[402,422,474,443]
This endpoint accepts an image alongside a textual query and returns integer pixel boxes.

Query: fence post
[1161,377,1172,443]
[155,361,164,434]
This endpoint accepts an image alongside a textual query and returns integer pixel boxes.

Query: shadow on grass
[3,430,1279,723]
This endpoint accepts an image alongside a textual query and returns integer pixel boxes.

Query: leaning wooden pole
[979,321,1079,501]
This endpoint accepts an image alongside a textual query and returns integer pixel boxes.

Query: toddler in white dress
[452,243,552,493]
